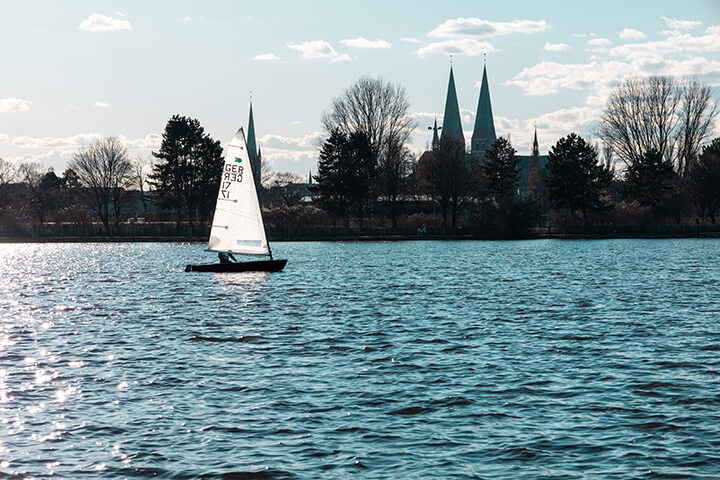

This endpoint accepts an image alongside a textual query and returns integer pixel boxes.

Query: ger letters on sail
[207,128,269,255]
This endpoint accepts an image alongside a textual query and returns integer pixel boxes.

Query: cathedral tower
[247,101,262,189]
[440,66,465,144]
[471,65,496,160]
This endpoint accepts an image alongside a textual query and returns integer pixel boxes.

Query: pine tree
[483,137,519,206]
[625,148,677,211]
[150,115,223,229]
[545,133,613,225]
[314,129,374,226]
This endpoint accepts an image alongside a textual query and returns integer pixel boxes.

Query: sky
[1,0,720,177]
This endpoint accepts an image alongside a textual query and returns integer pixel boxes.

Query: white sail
[207,128,269,255]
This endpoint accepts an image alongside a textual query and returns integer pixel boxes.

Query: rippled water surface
[1,240,720,479]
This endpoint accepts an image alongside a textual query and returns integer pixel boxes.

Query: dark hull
[185,259,287,272]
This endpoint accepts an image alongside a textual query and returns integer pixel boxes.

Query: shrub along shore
[1,222,719,243]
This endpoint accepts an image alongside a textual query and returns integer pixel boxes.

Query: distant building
[246,101,263,190]
[433,64,549,195]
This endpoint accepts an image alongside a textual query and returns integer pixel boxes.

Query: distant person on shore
[218,252,237,264]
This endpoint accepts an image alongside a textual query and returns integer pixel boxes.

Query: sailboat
[185,128,287,273]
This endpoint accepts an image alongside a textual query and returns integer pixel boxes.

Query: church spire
[440,66,464,144]
[532,125,539,157]
[247,101,261,189]
[471,64,496,160]
[432,118,440,148]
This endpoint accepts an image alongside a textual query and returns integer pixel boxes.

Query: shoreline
[1,231,718,243]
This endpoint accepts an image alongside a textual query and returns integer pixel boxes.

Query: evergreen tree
[150,115,223,229]
[545,133,613,225]
[314,129,374,226]
[625,148,678,212]
[483,137,519,206]
[417,136,471,228]
[687,137,720,223]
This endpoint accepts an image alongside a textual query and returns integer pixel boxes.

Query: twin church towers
[433,64,497,161]
[431,64,545,179]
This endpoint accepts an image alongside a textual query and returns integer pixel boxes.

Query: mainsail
[207,128,269,255]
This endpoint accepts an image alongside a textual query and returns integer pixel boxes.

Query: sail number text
[220,164,244,199]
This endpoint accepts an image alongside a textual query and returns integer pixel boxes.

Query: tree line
[1,74,718,238]
[312,74,720,233]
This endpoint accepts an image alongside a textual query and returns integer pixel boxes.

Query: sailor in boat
[218,252,237,264]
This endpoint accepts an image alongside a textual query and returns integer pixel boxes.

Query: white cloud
[259,132,324,150]
[94,101,109,108]
[661,16,702,31]
[0,98,31,113]
[707,25,720,34]
[415,38,497,57]
[506,54,720,107]
[619,28,646,39]
[78,13,132,32]
[252,52,280,61]
[291,120,303,125]
[340,37,391,49]
[115,11,126,18]
[5,133,161,171]
[586,38,613,51]
[493,107,601,154]
[609,32,720,60]
[544,42,569,52]
[0,133,9,144]
[506,60,633,97]
[428,18,549,38]
[120,133,162,149]
[401,37,422,43]
[286,40,351,62]
[11,133,103,149]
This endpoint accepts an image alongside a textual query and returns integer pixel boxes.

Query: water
[1,240,719,479]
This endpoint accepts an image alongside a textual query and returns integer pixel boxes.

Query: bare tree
[676,78,719,177]
[599,75,718,174]
[132,155,151,215]
[417,137,473,229]
[0,158,15,186]
[378,137,413,227]
[599,76,681,168]
[18,163,62,225]
[69,137,134,236]
[269,172,306,207]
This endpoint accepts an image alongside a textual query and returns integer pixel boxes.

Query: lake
[1,240,719,479]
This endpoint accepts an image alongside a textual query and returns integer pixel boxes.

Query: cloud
[291,120,303,125]
[707,25,720,34]
[120,133,162,149]
[401,37,422,43]
[493,106,601,154]
[506,54,720,107]
[252,52,280,61]
[286,40,351,62]
[5,133,161,171]
[11,133,104,149]
[78,13,132,32]
[94,101,109,108]
[0,133,9,144]
[0,98,31,113]
[619,28,646,40]
[586,38,612,51]
[340,37,391,49]
[258,132,324,150]
[609,31,720,60]
[428,18,549,38]
[415,38,497,57]
[544,42,569,52]
[661,16,702,31]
